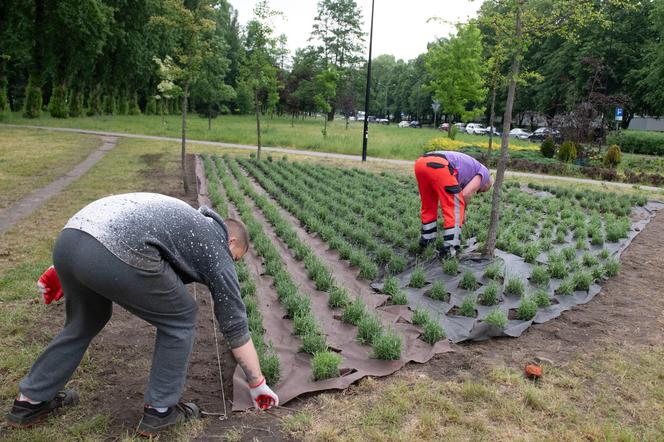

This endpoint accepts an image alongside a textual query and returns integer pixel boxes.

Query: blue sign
[615,107,623,121]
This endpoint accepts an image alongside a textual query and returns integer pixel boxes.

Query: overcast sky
[227,0,481,62]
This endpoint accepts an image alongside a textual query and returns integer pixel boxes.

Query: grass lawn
[0,127,100,209]
[0,135,208,441]
[282,345,664,441]
[1,112,536,160]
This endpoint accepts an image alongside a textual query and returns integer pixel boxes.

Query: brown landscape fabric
[195,156,454,411]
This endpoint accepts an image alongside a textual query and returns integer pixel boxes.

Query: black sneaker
[136,402,201,437]
[6,390,79,428]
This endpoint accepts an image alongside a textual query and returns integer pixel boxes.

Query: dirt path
[3,124,660,192]
[0,135,118,235]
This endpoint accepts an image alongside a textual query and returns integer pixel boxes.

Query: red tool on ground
[524,363,543,380]
[38,266,63,304]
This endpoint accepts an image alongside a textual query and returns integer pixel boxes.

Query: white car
[465,123,486,135]
[398,121,410,128]
[509,128,532,139]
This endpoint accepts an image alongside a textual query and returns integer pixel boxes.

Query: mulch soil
[16,153,664,440]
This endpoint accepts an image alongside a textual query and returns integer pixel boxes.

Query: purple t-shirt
[429,151,491,189]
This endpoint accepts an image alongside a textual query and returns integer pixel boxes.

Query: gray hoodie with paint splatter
[64,192,250,348]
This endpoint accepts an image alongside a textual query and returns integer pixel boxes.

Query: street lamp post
[361,0,375,162]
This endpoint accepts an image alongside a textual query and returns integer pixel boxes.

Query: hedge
[607,130,664,156]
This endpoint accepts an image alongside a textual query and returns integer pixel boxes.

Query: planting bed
[198,155,662,408]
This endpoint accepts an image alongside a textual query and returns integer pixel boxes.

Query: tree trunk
[345,116,349,130]
[327,104,335,121]
[323,116,328,137]
[255,91,262,161]
[488,83,497,155]
[483,5,522,258]
[291,112,295,127]
[208,104,212,130]
[181,82,189,193]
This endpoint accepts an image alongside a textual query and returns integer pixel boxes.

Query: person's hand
[249,377,279,410]
[38,266,63,304]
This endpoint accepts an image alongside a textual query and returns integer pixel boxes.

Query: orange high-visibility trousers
[414,153,465,248]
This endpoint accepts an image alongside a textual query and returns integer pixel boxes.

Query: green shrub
[411,307,430,326]
[599,249,610,260]
[530,265,550,287]
[459,271,479,291]
[457,296,477,318]
[128,92,141,115]
[607,131,664,156]
[484,262,503,280]
[382,276,400,296]
[301,332,327,354]
[341,297,366,325]
[68,91,84,117]
[533,289,551,308]
[575,238,587,250]
[426,281,448,301]
[572,271,593,291]
[505,277,525,296]
[372,329,402,360]
[390,289,408,305]
[557,141,577,163]
[293,312,319,336]
[603,258,620,277]
[582,252,599,267]
[540,136,556,158]
[103,94,116,115]
[0,82,9,116]
[283,293,310,318]
[312,351,342,380]
[516,296,538,321]
[328,286,351,309]
[479,282,500,306]
[562,247,577,261]
[603,145,622,167]
[484,308,508,330]
[548,259,567,279]
[259,351,280,386]
[359,259,378,280]
[523,243,541,263]
[146,96,157,115]
[23,78,42,118]
[387,255,407,273]
[357,314,384,345]
[442,258,459,275]
[421,320,446,344]
[409,267,427,288]
[556,278,574,296]
[117,93,129,115]
[87,89,102,116]
[591,265,605,280]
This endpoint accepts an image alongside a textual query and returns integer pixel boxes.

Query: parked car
[409,121,422,128]
[465,123,486,135]
[453,123,466,132]
[479,126,501,136]
[439,123,450,132]
[528,127,562,142]
[398,121,410,128]
[376,118,389,125]
[509,128,533,139]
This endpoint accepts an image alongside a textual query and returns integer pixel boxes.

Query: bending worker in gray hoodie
[6,193,278,436]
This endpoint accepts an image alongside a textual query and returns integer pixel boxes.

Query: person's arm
[461,174,483,204]
[231,339,263,386]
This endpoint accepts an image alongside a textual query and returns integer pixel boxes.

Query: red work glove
[249,377,279,410]
[38,266,63,304]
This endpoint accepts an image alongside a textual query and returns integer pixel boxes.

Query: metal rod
[361,0,375,162]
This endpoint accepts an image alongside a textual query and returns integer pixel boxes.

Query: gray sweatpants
[19,229,198,408]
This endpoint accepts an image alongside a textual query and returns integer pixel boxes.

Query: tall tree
[480,0,612,257]
[151,0,218,192]
[238,0,282,160]
[426,22,487,124]
[309,0,364,120]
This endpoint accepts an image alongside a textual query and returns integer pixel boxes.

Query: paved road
[0,135,118,235]
[2,123,661,192]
